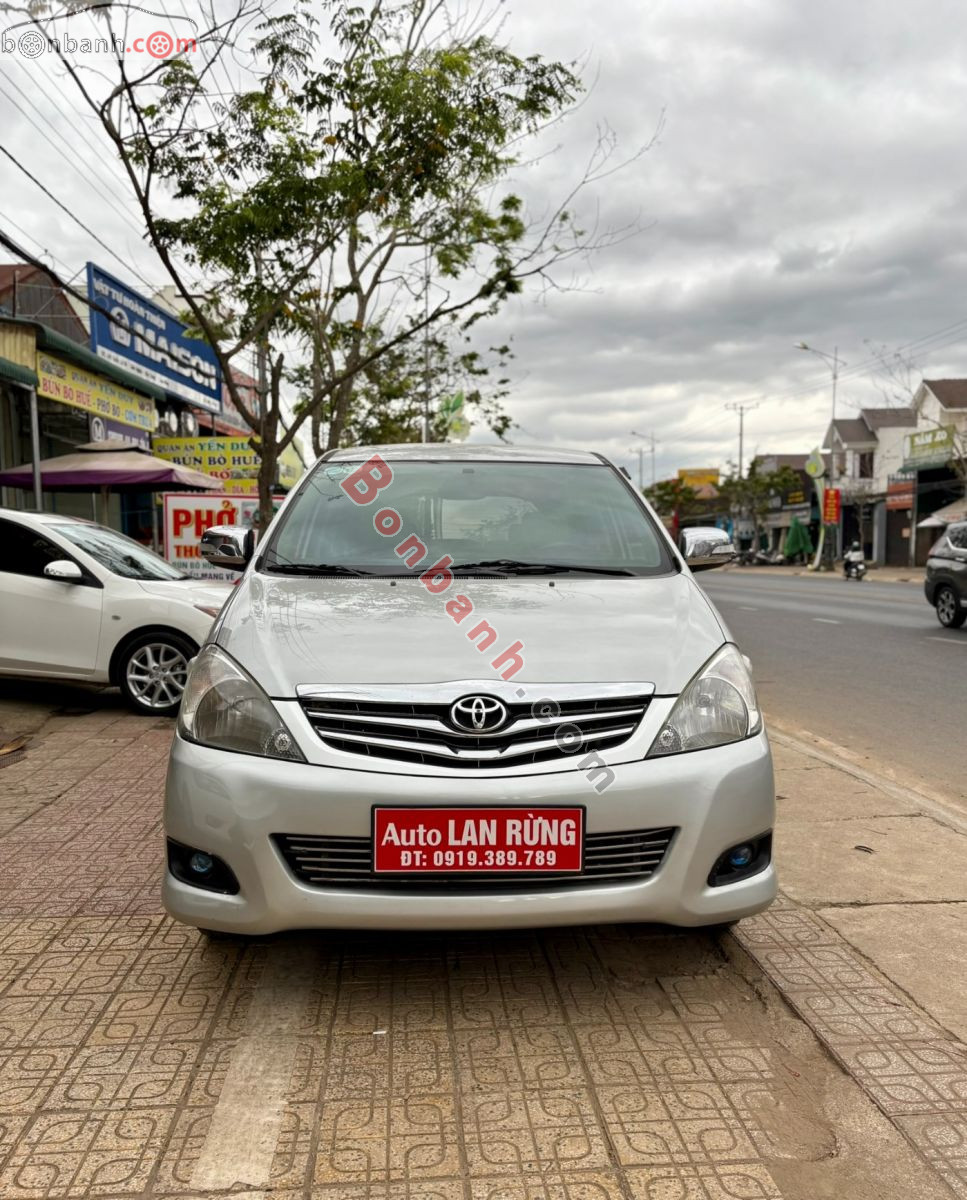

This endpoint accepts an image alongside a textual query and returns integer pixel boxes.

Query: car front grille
[272,826,676,891]
[299,693,651,769]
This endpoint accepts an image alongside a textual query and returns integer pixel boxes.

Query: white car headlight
[178,644,305,761]
[647,643,762,757]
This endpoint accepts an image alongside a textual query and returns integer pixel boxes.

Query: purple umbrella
[0,440,223,492]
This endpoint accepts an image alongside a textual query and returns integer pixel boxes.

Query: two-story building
[822,407,918,565]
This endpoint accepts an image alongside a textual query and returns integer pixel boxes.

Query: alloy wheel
[937,588,958,626]
[125,642,190,709]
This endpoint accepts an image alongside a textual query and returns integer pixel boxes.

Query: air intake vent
[273,827,676,891]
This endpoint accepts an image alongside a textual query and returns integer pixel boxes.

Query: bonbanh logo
[1,2,198,59]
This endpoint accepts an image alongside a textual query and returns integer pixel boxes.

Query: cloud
[5,0,967,482]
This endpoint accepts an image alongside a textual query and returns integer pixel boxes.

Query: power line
[0,68,151,244]
[0,206,76,279]
[0,142,158,295]
[5,53,145,201]
[0,225,154,342]
[2,44,210,299]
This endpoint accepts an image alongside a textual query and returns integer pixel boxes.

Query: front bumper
[162,732,777,934]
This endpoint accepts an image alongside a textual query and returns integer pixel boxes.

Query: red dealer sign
[373,807,584,873]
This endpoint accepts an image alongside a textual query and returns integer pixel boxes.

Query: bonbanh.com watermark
[2,2,197,59]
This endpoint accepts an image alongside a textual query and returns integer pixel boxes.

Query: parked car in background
[925,520,967,628]
[0,509,233,715]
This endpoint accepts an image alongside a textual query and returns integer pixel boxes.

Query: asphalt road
[699,569,967,807]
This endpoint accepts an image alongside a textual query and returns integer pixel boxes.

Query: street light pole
[628,446,643,490]
[795,342,845,569]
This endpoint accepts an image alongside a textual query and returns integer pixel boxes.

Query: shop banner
[87,262,222,413]
[36,352,156,431]
[88,415,151,449]
[677,468,720,487]
[152,435,304,493]
[886,478,915,511]
[902,426,955,472]
[822,488,841,524]
[163,493,284,578]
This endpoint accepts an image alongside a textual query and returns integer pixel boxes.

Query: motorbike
[845,560,867,581]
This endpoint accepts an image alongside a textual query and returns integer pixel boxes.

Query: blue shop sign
[86,262,222,413]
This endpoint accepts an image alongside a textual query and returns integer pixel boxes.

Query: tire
[117,631,196,717]
[935,585,967,629]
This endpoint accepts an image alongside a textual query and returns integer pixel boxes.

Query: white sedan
[0,508,233,716]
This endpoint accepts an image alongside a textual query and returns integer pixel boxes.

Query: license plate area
[372,807,584,874]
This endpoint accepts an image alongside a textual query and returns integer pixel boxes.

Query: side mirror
[679,527,736,572]
[43,559,84,582]
[199,525,255,572]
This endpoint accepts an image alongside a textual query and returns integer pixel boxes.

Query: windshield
[51,523,188,581]
[263,460,673,576]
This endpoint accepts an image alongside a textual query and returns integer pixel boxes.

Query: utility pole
[725,402,759,477]
[630,430,659,488]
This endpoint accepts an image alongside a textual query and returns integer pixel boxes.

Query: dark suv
[925,521,967,628]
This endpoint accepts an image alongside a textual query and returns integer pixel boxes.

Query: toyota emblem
[450,694,508,733]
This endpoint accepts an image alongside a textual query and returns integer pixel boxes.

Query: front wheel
[935,585,966,629]
[118,632,196,716]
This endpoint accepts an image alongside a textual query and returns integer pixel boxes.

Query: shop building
[0,314,163,535]
[821,407,918,565]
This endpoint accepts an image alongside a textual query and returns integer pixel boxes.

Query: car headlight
[178,644,305,761]
[647,643,762,757]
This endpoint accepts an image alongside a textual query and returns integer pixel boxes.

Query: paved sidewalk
[735,730,967,1199]
[0,688,964,1199]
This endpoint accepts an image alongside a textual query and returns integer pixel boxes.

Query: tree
[296,326,513,447]
[643,479,702,523]
[12,0,645,527]
[718,464,800,551]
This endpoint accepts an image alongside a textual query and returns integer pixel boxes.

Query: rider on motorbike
[843,540,865,578]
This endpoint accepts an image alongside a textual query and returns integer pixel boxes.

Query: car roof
[0,508,94,526]
[323,443,605,465]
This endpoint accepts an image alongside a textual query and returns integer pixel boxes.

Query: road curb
[721,567,923,585]
[732,904,967,1200]
[733,731,967,1198]
[767,722,967,835]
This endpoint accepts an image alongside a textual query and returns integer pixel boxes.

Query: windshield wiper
[262,562,371,577]
[449,559,635,577]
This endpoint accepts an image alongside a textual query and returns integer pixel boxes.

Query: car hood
[137,578,235,608]
[215,572,727,697]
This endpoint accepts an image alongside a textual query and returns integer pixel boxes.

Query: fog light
[167,839,240,895]
[728,844,755,869]
[708,832,772,887]
[189,852,214,876]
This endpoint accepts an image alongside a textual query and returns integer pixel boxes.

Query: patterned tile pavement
[734,906,967,1199]
[0,697,962,1199]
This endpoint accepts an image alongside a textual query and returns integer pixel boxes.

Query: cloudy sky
[3,0,967,482]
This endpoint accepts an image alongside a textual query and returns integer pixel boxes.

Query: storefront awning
[1,317,166,402]
[35,325,167,401]
[920,497,967,526]
[0,355,38,389]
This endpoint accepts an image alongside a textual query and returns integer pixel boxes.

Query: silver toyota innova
[163,444,776,934]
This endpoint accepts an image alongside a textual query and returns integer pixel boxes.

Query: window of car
[263,460,674,576]
[0,518,80,579]
[48,522,188,581]
[947,523,967,550]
